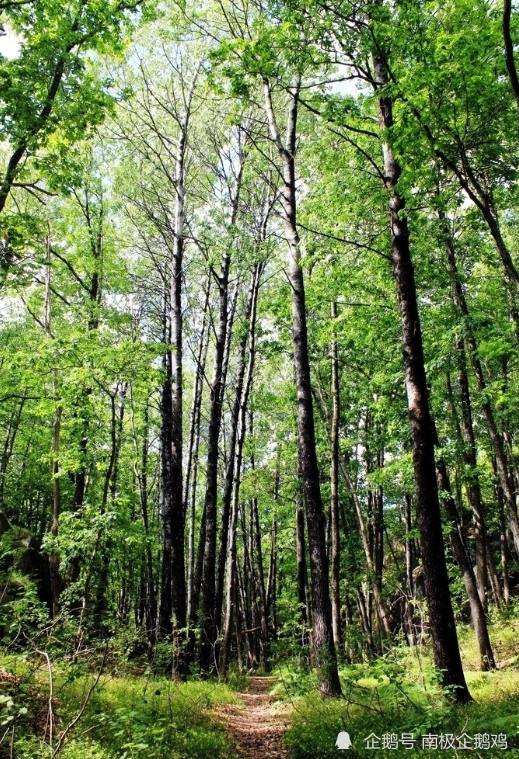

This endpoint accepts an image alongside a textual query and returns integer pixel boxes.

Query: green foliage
[0,652,236,759]
[0,573,48,642]
[0,692,28,728]
[285,641,519,758]
[272,662,318,698]
[2,0,519,743]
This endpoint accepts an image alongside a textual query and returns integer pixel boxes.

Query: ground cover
[282,617,519,758]
[0,614,518,759]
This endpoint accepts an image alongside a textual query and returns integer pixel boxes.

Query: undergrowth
[283,614,519,758]
[1,613,519,759]
[0,654,237,759]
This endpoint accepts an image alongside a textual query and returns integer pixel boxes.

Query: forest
[1,0,519,757]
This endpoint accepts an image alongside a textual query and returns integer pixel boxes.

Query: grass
[283,614,519,758]
[0,655,239,759]
[1,612,519,759]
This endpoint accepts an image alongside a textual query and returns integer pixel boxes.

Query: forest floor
[214,676,292,759]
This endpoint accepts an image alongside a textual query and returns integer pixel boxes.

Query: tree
[0,0,145,285]
[263,76,341,695]
[2,0,519,698]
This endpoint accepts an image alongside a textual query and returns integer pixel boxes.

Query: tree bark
[136,400,157,639]
[220,265,262,675]
[45,242,61,619]
[404,493,416,645]
[371,35,471,701]
[157,78,199,673]
[199,253,231,671]
[499,495,512,605]
[263,78,341,696]
[251,488,269,670]
[330,302,341,652]
[436,458,495,671]
[185,281,211,627]
[49,404,62,620]
[296,476,310,642]
[454,350,488,607]
[266,475,279,642]
[214,263,262,639]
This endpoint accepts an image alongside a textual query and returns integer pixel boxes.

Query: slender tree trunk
[215,263,263,638]
[0,399,25,509]
[200,253,231,671]
[198,135,247,670]
[330,302,341,652]
[168,127,187,648]
[485,545,502,608]
[340,461,391,637]
[371,36,471,701]
[266,506,278,641]
[158,95,195,675]
[75,384,123,635]
[263,78,341,695]
[404,494,414,600]
[404,493,416,645]
[442,215,519,556]
[296,479,309,638]
[372,451,385,641]
[451,353,488,607]
[356,588,375,655]
[220,269,262,674]
[236,545,255,669]
[503,0,519,133]
[436,458,495,671]
[69,189,104,586]
[186,282,211,627]
[440,219,489,608]
[219,465,241,676]
[184,280,211,516]
[45,242,61,619]
[316,381,391,644]
[93,385,127,632]
[500,496,511,605]
[251,489,269,669]
[136,401,157,639]
[159,335,174,636]
[238,502,254,668]
[49,405,62,619]
[189,505,206,633]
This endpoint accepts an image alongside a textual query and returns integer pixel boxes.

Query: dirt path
[215,676,291,759]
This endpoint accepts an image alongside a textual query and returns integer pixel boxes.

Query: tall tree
[263,77,341,696]
[368,20,471,700]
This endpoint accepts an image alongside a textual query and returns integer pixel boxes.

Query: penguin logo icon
[336,731,352,749]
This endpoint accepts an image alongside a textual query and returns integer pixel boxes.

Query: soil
[215,676,292,759]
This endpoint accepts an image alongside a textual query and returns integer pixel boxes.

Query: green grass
[283,616,519,758]
[0,657,239,759]
[2,613,519,759]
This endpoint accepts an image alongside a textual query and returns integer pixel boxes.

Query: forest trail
[215,676,292,759]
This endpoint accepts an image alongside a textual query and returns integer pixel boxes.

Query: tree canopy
[2,0,519,729]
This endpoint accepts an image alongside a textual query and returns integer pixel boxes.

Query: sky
[0,27,21,60]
